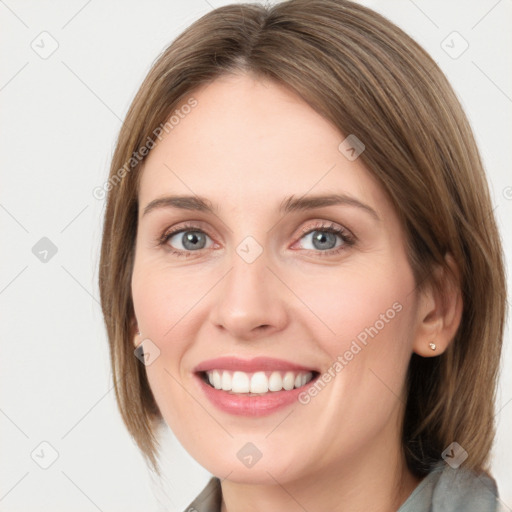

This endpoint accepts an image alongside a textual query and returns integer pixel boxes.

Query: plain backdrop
[1,0,511,511]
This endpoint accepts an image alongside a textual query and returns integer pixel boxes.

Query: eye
[293,221,355,256]
[168,230,211,251]
[157,223,214,257]
[156,220,355,258]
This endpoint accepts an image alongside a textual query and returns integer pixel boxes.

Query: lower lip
[195,373,317,417]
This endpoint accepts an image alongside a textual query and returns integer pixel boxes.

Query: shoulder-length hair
[98,0,506,477]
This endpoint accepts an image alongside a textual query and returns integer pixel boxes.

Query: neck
[219,426,422,512]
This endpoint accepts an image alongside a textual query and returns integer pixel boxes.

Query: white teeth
[283,371,295,390]
[250,371,269,393]
[268,371,283,391]
[231,371,250,393]
[212,370,222,390]
[204,369,314,394]
[221,371,232,391]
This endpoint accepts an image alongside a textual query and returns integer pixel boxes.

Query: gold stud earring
[429,342,436,351]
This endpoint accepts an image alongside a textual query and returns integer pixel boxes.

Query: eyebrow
[279,193,379,220]
[142,193,379,220]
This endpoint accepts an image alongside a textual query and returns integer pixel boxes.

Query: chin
[178,434,302,484]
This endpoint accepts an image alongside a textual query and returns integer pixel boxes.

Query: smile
[193,356,320,416]
[201,369,316,394]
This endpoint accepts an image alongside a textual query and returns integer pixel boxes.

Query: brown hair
[98,0,506,477]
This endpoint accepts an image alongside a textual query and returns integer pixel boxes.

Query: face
[131,73,421,484]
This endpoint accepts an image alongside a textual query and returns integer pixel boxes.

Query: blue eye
[157,221,355,258]
[160,225,214,256]
[299,228,343,251]
[294,222,354,256]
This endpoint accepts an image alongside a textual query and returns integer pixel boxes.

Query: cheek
[289,265,417,459]
[293,260,415,355]
[292,259,417,417]
[131,261,211,416]
[131,261,206,347]
[132,265,196,428]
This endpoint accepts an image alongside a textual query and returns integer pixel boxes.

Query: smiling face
[131,72,422,485]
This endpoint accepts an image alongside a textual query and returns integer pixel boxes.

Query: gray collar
[183,466,499,512]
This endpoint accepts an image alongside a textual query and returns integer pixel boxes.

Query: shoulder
[432,465,499,511]
[399,464,500,512]
[182,476,222,512]
[184,467,500,512]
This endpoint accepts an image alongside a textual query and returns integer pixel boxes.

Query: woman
[98,1,506,510]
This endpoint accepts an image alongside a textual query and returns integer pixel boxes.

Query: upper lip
[193,356,318,373]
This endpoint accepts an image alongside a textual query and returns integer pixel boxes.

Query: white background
[0,0,510,510]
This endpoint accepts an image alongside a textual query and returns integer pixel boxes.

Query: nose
[208,246,288,340]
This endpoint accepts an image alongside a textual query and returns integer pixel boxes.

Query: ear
[131,317,141,348]
[412,253,463,357]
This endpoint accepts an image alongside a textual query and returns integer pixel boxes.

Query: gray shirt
[182,465,499,512]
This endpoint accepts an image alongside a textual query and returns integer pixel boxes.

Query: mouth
[193,356,321,415]
[197,369,320,396]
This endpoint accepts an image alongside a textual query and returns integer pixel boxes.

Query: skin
[131,72,462,512]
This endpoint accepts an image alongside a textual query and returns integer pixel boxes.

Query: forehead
[138,73,388,217]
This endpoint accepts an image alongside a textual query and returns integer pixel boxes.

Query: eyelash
[156,221,356,258]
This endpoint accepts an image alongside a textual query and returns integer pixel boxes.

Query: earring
[429,342,436,351]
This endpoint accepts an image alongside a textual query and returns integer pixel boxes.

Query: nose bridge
[209,233,287,337]
[230,237,268,299]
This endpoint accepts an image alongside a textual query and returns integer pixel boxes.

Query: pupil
[313,231,336,250]
[183,231,206,250]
